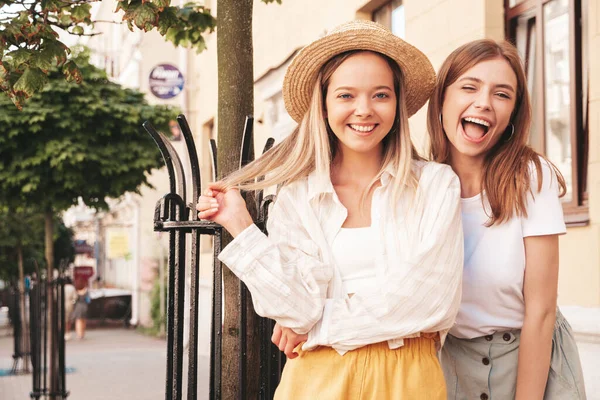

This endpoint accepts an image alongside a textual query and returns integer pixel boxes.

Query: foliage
[0,0,281,108]
[0,0,216,108]
[0,47,177,212]
[149,274,166,334]
[0,207,74,281]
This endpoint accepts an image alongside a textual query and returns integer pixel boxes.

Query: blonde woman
[197,20,463,398]
[427,40,586,399]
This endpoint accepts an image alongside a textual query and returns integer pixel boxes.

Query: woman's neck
[449,152,485,198]
[331,149,382,187]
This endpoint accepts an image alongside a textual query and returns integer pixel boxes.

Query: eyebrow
[458,76,516,93]
[333,85,394,92]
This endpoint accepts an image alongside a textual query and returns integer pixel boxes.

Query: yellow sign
[106,230,130,259]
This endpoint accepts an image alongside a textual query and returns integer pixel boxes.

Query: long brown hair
[427,39,566,225]
[223,50,422,208]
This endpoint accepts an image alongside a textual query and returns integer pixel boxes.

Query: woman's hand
[196,182,254,237]
[271,323,308,359]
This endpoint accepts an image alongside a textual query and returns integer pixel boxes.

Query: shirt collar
[307,162,397,200]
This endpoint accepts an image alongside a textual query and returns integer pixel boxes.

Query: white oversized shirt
[451,159,567,339]
[219,161,464,355]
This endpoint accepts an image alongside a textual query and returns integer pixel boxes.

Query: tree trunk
[44,211,57,400]
[17,243,30,372]
[217,0,260,398]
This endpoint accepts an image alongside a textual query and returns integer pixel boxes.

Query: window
[373,0,405,38]
[506,0,588,225]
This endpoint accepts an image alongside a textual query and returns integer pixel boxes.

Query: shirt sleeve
[521,159,566,237]
[217,184,333,334]
[305,165,464,351]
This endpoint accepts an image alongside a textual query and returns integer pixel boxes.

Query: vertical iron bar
[178,115,203,400]
[166,227,177,400]
[52,278,58,395]
[43,279,48,397]
[211,231,223,400]
[143,122,181,400]
[173,206,187,400]
[30,283,38,399]
[156,130,188,400]
[59,276,67,397]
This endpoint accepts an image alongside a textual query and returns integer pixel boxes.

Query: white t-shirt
[450,159,566,339]
[331,227,378,294]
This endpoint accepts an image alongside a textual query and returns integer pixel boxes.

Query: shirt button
[485,335,493,341]
[482,357,490,366]
[480,394,489,400]
[503,333,511,341]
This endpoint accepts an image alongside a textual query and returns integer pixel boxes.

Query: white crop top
[331,227,378,294]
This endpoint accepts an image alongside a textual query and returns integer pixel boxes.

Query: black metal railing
[29,272,69,400]
[9,286,30,374]
[143,115,285,400]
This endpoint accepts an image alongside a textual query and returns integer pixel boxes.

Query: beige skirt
[274,336,446,400]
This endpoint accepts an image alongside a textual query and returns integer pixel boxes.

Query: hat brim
[283,21,436,123]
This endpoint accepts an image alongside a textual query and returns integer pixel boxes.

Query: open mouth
[461,117,491,143]
[348,124,378,134]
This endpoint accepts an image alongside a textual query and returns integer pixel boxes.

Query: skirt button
[503,333,511,341]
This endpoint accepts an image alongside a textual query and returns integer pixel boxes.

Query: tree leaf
[41,0,64,13]
[4,48,34,70]
[123,2,159,32]
[12,67,48,98]
[151,0,170,12]
[63,60,82,84]
[40,39,69,67]
[70,3,92,23]
[157,7,178,35]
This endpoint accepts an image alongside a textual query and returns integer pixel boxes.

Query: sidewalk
[0,321,209,400]
[1,306,598,399]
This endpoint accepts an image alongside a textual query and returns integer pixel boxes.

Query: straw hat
[283,20,436,123]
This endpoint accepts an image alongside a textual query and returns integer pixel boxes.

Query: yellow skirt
[274,337,446,400]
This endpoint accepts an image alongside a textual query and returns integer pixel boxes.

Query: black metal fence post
[29,271,69,400]
[144,114,285,400]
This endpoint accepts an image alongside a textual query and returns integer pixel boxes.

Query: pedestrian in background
[427,39,586,399]
[71,278,90,340]
[64,277,77,341]
[197,20,463,399]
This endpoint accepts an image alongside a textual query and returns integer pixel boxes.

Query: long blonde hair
[223,50,422,205]
[427,39,566,225]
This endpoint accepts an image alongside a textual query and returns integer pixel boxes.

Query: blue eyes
[337,93,390,99]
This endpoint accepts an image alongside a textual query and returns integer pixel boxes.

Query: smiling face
[324,51,397,160]
[441,57,517,162]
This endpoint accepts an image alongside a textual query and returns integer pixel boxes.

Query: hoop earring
[439,113,443,125]
[506,123,515,141]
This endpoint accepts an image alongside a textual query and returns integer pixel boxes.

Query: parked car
[88,288,132,327]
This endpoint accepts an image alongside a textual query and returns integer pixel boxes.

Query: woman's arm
[515,234,559,400]
[198,182,333,334]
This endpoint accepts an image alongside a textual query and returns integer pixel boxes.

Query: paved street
[1,305,599,399]
[0,308,209,400]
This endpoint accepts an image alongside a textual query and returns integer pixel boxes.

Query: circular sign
[149,64,185,99]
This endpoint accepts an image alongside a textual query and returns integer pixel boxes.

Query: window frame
[505,0,589,226]
[372,0,404,38]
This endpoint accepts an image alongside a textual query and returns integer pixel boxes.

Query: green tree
[0,48,175,397]
[0,0,281,108]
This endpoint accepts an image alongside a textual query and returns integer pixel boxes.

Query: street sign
[73,266,94,285]
[149,64,185,99]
